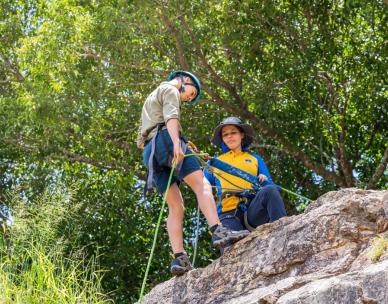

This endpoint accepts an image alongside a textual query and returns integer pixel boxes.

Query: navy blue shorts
[219,185,286,231]
[219,211,245,231]
[143,129,201,194]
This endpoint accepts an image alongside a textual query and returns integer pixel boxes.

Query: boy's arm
[166,118,184,164]
[256,156,274,185]
[162,85,183,164]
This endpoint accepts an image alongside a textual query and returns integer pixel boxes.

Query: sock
[210,224,219,233]
[174,252,185,259]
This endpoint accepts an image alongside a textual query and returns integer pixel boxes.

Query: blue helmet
[167,70,202,104]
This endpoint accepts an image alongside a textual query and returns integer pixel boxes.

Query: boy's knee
[168,205,184,218]
[261,185,279,196]
[167,195,185,216]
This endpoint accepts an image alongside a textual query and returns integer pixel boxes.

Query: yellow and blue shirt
[204,151,274,214]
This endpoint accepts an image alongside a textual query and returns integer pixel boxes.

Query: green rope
[191,204,200,267]
[138,161,177,303]
[138,152,208,302]
[280,187,312,203]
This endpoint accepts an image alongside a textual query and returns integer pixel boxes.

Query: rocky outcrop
[142,189,388,304]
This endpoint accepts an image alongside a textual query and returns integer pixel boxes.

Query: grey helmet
[211,117,254,148]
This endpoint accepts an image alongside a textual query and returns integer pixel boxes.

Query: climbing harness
[208,157,312,203]
[208,158,262,191]
[144,124,188,197]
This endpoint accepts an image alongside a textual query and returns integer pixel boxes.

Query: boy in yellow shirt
[204,117,287,232]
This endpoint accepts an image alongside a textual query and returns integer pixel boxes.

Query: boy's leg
[219,211,245,231]
[247,185,287,228]
[165,183,185,254]
[183,170,250,248]
[182,170,219,226]
[146,153,190,275]
[165,182,193,276]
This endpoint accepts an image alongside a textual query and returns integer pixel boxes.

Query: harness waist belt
[144,125,168,147]
[221,191,244,200]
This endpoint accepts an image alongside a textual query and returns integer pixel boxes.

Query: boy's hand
[173,141,184,165]
[258,174,268,184]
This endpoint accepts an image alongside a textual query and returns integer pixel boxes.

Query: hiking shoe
[211,224,250,249]
[170,253,193,276]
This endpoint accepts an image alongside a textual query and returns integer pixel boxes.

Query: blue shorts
[219,185,286,231]
[143,129,201,194]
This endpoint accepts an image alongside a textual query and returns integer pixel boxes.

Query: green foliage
[1,0,387,302]
[2,0,386,190]
[0,185,110,303]
[0,243,110,304]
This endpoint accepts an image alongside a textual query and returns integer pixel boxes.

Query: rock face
[142,189,388,304]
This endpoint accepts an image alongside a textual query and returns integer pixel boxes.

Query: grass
[0,185,112,304]
[368,234,388,263]
[0,244,110,303]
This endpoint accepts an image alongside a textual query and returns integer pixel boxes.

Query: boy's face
[221,125,245,151]
[180,77,198,102]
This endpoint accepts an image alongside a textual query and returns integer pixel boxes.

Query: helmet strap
[179,75,186,93]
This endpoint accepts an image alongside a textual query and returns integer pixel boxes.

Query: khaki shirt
[136,82,181,148]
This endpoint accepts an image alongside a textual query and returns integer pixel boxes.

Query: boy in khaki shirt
[137,71,249,275]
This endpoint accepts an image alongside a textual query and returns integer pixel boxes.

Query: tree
[1,0,386,301]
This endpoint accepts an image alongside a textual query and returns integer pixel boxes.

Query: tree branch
[0,79,11,85]
[2,137,39,152]
[367,145,388,189]
[159,10,189,70]
[246,111,347,187]
[251,8,306,55]
[1,57,25,82]
[3,136,129,172]
[354,124,378,163]
[316,71,355,186]
[338,98,355,187]
[104,134,133,154]
[78,49,165,76]
[56,148,127,171]
[317,71,338,113]
[179,16,248,110]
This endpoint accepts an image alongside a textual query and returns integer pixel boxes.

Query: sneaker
[211,224,250,249]
[170,253,193,276]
